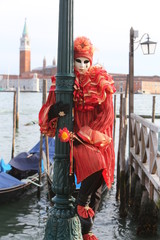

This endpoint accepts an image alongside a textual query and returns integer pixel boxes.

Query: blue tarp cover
[8,137,54,172]
[9,152,40,171]
[29,137,55,164]
[0,172,23,189]
[0,158,12,172]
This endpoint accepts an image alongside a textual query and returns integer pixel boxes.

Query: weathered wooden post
[119,76,129,217]
[137,190,158,236]
[44,0,82,239]
[116,93,123,201]
[11,91,16,159]
[16,86,20,129]
[43,79,50,176]
[39,80,48,190]
[113,94,116,148]
[152,96,156,123]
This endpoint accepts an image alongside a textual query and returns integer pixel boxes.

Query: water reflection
[0,182,50,239]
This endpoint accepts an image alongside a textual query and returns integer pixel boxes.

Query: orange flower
[58,127,70,142]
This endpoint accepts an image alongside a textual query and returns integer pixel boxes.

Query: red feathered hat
[74,36,94,65]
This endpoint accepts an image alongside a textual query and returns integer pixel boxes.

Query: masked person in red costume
[39,36,116,240]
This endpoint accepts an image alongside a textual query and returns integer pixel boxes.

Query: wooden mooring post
[42,80,50,176]
[11,91,16,159]
[11,88,20,159]
[116,76,129,217]
[38,79,49,194]
[113,94,116,148]
[16,87,20,129]
[116,93,123,201]
[152,95,156,123]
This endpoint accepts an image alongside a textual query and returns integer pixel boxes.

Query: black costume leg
[77,170,104,235]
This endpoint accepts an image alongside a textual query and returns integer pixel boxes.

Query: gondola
[0,137,54,204]
[0,137,81,204]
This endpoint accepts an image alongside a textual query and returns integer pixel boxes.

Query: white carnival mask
[74,57,91,74]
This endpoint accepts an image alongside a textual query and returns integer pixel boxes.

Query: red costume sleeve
[39,76,57,137]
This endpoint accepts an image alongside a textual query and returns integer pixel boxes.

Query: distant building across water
[113,74,160,94]
[0,19,56,92]
[0,19,160,94]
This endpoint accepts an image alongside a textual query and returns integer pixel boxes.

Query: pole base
[44,207,83,240]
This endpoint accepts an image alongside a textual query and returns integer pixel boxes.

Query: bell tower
[19,18,31,76]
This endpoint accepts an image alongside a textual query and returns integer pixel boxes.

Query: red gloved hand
[48,101,69,121]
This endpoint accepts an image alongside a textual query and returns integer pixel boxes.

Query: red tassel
[83,233,98,240]
[77,205,94,218]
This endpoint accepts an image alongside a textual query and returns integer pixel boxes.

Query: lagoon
[0,92,160,239]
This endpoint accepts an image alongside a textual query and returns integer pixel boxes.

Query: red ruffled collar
[73,66,116,110]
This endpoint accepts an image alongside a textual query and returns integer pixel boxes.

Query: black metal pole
[129,27,134,149]
[44,0,82,239]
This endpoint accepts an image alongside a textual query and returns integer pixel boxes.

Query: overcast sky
[0,0,160,76]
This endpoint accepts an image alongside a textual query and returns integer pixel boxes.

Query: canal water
[0,92,160,239]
